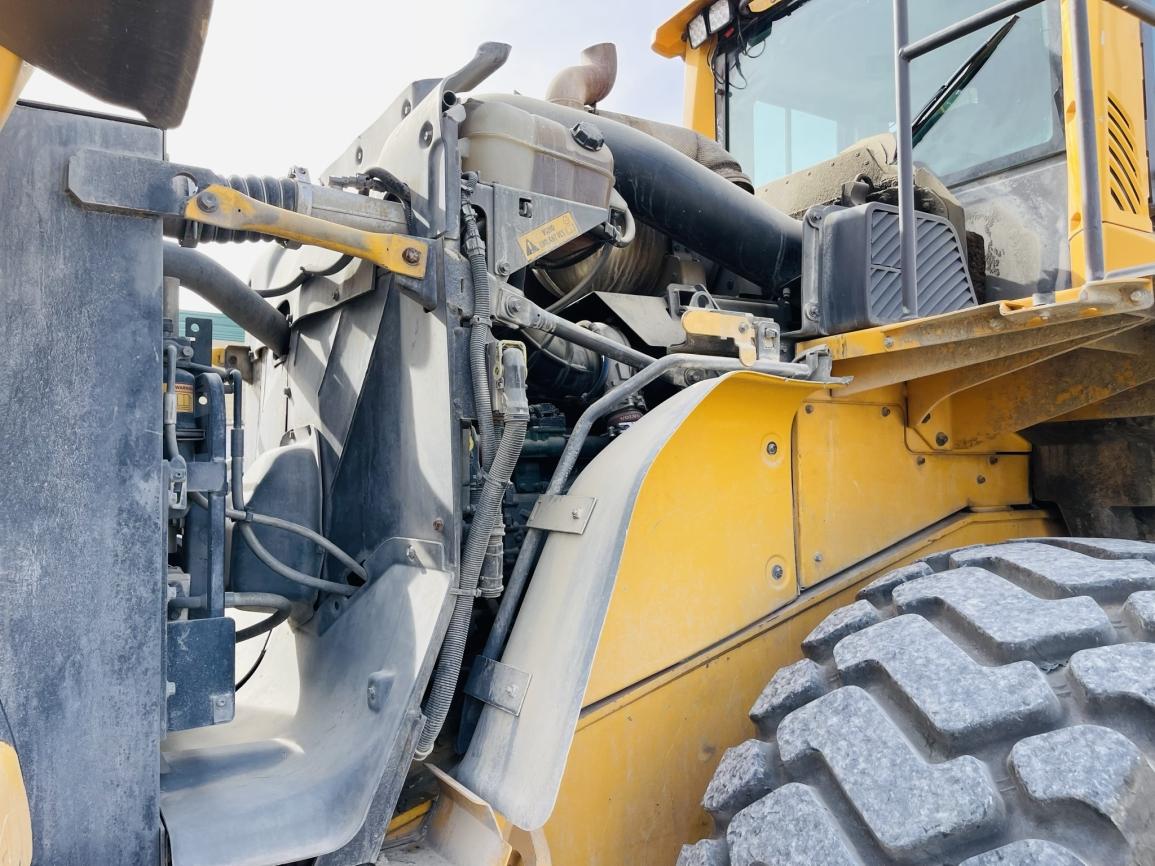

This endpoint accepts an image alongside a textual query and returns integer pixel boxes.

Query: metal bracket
[526,494,596,534]
[681,306,780,367]
[464,656,531,716]
[468,182,611,275]
[185,185,428,278]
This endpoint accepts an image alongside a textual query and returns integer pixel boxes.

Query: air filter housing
[800,201,977,336]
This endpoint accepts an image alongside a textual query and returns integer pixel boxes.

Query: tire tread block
[1069,642,1155,714]
[961,839,1087,865]
[950,543,1155,601]
[777,685,1005,860]
[834,615,1059,748]
[727,783,860,866]
[893,569,1113,663]
[1011,725,1149,828]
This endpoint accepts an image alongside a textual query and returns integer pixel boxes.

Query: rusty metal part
[183,184,428,278]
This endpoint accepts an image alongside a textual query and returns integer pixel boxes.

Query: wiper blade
[912,15,1019,147]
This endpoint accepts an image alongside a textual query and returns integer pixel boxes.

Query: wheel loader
[1,0,1154,863]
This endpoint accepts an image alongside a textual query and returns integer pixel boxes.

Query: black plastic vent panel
[801,202,978,335]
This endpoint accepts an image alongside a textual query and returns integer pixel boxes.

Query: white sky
[22,0,687,311]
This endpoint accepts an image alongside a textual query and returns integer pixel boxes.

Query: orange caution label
[517,212,580,263]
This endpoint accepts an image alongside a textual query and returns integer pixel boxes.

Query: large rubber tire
[678,538,1155,866]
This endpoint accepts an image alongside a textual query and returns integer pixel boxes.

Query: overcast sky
[23,0,687,310]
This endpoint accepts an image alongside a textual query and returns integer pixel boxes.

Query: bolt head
[881,407,891,417]
[935,432,949,447]
[433,517,445,531]
[570,508,582,520]
[813,552,823,563]
[771,564,784,580]
[196,191,219,213]
[883,337,894,349]
[1130,290,1145,303]
[977,475,987,484]
[766,441,778,455]
[214,697,227,708]
[402,247,422,265]
[496,261,511,276]
[406,545,418,561]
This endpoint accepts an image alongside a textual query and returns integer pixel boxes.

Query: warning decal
[517,212,581,263]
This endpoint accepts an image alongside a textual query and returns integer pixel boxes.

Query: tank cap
[571,121,605,151]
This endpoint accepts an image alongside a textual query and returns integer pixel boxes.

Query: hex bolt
[883,337,895,349]
[766,441,778,455]
[881,407,891,417]
[367,684,377,702]
[977,475,987,485]
[916,455,927,465]
[355,145,364,165]
[433,517,444,531]
[571,508,583,520]
[496,261,511,276]
[771,564,785,580]
[737,322,749,334]
[935,432,949,447]
[214,697,227,708]
[1131,290,1145,303]
[813,552,823,563]
[406,545,418,562]
[402,247,422,265]
[804,404,815,414]
[504,684,517,697]
[989,456,999,465]
[196,191,219,213]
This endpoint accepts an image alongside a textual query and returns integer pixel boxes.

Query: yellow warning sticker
[517,212,581,263]
[164,382,196,414]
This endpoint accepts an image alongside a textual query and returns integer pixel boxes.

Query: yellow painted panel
[584,373,819,705]
[795,400,1030,587]
[0,743,31,866]
[0,47,30,133]
[1063,0,1155,282]
[545,510,1063,866]
[681,45,716,138]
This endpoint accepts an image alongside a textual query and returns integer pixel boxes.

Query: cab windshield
[723,0,1063,188]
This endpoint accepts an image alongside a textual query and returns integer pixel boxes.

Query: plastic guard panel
[803,202,977,335]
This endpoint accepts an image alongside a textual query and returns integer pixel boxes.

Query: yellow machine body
[504,2,1155,862]
[2,1,1154,865]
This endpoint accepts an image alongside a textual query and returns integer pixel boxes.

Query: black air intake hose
[163,244,291,357]
[475,94,803,293]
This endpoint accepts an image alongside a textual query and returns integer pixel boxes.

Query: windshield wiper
[911,15,1020,147]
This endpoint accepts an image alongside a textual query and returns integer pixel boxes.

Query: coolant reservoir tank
[461,100,614,209]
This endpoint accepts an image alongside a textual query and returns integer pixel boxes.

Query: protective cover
[802,201,977,334]
[0,0,213,128]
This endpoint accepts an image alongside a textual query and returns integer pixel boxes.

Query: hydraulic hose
[163,344,180,459]
[189,492,359,596]
[226,507,367,583]
[168,591,293,642]
[475,94,803,293]
[238,523,356,598]
[163,243,291,357]
[463,200,497,469]
[416,380,529,758]
[478,353,812,668]
[228,592,293,642]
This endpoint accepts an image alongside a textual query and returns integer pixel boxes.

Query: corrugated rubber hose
[415,414,528,758]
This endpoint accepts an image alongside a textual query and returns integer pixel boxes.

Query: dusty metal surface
[0,103,165,865]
